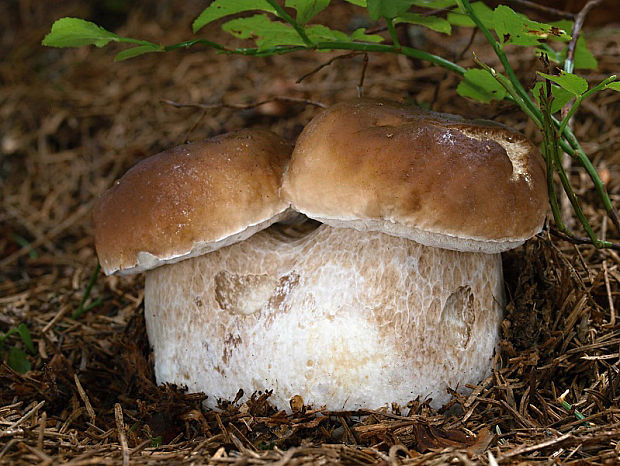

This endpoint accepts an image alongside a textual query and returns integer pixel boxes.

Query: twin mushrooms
[94,99,547,410]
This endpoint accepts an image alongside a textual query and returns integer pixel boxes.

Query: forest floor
[1,1,619,464]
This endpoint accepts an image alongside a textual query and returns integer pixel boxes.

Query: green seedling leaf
[606,82,620,91]
[115,44,164,61]
[395,13,451,34]
[285,0,330,25]
[42,17,119,48]
[447,2,493,29]
[223,14,307,50]
[350,28,385,43]
[8,347,31,374]
[366,0,417,20]
[493,5,570,47]
[305,25,349,43]
[538,71,587,96]
[193,0,277,33]
[343,0,366,6]
[457,69,506,103]
[17,323,35,354]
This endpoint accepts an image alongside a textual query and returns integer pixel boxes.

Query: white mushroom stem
[144,224,503,410]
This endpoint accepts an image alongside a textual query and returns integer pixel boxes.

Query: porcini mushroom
[94,101,547,411]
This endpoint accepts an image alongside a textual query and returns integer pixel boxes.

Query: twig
[183,107,208,143]
[357,53,369,98]
[114,404,129,466]
[457,28,478,62]
[548,227,620,251]
[3,401,45,434]
[74,374,96,426]
[296,52,363,83]
[162,96,327,110]
[38,411,46,451]
[564,0,603,74]
[505,0,575,19]
[496,433,573,460]
[560,0,603,227]
[603,261,616,326]
[42,304,71,333]
[0,202,93,268]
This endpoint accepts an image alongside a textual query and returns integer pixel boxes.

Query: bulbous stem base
[145,224,503,410]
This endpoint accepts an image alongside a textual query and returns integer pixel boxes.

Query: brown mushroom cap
[94,129,292,275]
[282,99,548,253]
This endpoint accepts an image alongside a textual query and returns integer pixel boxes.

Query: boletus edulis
[94,99,548,410]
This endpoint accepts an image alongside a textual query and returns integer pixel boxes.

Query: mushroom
[94,101,547,411]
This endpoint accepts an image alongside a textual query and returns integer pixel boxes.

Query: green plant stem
[559,124,620,232]
[265,0,313,46]
[559,75,617,135]
[459,0,619,243]
[385,18,400,47]
[158,7,618,245]
[314,41,467,75]
[540,93,565,231]
[165,39,228,52]
[458,0,540,120]
[543,103,609,247]
[472,55,542,127]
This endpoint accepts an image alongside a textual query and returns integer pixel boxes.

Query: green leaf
[447,2,493,28]
[343,0,366,6]
[551,85,573,113]
[366,0,417,20]
[457,69,506,103]
[350,28,385,43]
[192,0,277,33]
[8,347,31,374]
[606,82,620,91]
[285,0,330,25]
[572,36,598,70]
[531,81,544,108]
[493,5,570,47]
[538,71,588,96]
[223,14,306,50]
[305,24,349,42]
[114,44,164,61]
[551,21,597,69]
[395,13,451,34]
[42,17,119,48]
[17,324,35,354]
